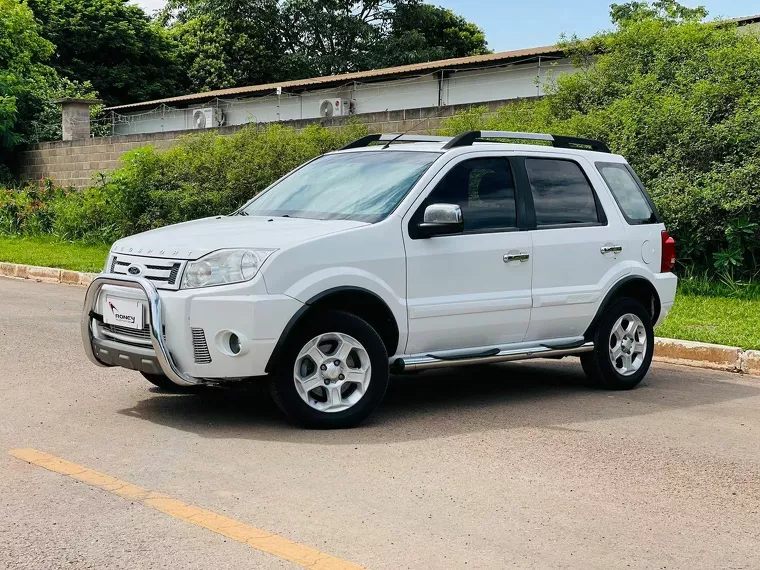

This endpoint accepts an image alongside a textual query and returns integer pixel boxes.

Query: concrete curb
[740,351,760,376]
[0,262,757,376]
[0,262,97,287]
[653,338,747,373]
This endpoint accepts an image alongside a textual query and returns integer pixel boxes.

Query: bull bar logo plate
[103,296,145,330]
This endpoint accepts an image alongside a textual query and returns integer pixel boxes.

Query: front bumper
[82,275,204,386]
[91,336,164,376]
[81,274,303,386]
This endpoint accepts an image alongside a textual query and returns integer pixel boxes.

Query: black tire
[581,298,654,390]
[269,310,389,429]
[140,372,198,393]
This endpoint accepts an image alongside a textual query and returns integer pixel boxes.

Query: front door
[403,155,533,355]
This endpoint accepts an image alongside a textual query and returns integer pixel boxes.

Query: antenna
[381,117,435,149]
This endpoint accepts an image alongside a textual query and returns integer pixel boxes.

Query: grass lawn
[657,294,760,350]
[0,235,109,273]
[0,234,756,349]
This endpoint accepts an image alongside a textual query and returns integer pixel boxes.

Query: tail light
[661,230,676,273]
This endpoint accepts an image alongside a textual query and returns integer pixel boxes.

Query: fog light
[215,330,249,357]
[229,333,241,355]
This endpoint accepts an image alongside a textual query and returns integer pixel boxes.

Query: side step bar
[392,342,595,372]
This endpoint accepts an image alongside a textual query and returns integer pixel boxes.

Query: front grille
[100,322,152,347]
[192,328,212,364]
[108,254,184,290]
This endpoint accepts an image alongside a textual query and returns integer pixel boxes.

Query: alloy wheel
[608,313,647,377]
[293,332,372,413]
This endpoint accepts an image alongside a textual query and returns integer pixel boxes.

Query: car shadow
[117,359,760,444]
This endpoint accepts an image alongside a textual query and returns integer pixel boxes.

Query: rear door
[595,160,665,275]
[402,154,533,354]
[515,154,630,341]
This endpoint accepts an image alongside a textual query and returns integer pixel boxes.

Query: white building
[106,45,573,135]
[102,13,760,136]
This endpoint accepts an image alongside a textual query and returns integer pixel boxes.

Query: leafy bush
[441,3,760,280]
[677,270,760,302]
[0,180,69,236]
[103,122,368,237]
[2,122,368,242]
[50,182,122,243]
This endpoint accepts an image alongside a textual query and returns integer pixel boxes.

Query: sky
[133,0,760,52]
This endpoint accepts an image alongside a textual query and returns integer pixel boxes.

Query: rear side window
[525,158,602,226]
[597,162,658,224]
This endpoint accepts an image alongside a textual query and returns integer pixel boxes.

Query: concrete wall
[112,59,573,136]
[445,60,573,105]
[17,98,527,189]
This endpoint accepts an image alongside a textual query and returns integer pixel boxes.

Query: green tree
[163,0,489,91]
[164,0,282,92]
[609,0,707,26]
[378,3,489,67]
[27,0,186,106]
[279,0,488,76]
[441,1,760,277]
[278,0,397,77]
[0,0,56,152]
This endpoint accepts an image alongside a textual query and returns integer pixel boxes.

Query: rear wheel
[581,298,654,390]
[270,310,389,429]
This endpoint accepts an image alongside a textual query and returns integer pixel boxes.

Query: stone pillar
[55,98,102,141]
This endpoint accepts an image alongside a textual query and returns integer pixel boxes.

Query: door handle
[504,253,530,263]
[600,245,623,254]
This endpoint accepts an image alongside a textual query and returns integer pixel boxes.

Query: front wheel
[270,311,389,428]
[581,298,654,390]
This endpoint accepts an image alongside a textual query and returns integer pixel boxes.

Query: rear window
[525,158,602,226]
[596,162,658,224]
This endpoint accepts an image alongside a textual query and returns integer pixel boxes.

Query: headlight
[181,249,274,289]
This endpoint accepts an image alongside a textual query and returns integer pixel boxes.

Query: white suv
[82,131,677,428]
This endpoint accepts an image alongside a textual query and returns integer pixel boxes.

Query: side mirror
[415,203,464,238]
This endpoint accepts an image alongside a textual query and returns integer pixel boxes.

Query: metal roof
[724,13,760,25]
[105,45,562,112]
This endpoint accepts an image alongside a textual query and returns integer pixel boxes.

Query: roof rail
[441,130,611,153]
[340,134,452,150]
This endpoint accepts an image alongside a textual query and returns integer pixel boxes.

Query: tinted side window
[525,159,601,226]
[424,158,517,232]
[597,163,657,224]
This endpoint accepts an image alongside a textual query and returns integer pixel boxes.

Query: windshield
[241,151,439,222]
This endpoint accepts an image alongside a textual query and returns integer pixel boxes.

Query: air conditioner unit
[192,107,226,129]
[319,99,353,118]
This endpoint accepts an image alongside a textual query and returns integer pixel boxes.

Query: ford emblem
[128,266,142,275]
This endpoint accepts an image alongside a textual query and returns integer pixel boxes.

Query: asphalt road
[1,276,759,570]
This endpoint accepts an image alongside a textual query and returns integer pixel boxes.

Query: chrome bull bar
[81,275,203,387]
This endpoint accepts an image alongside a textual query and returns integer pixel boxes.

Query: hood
[110,215,368,260]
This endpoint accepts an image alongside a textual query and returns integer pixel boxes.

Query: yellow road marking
[9,449,366,570]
